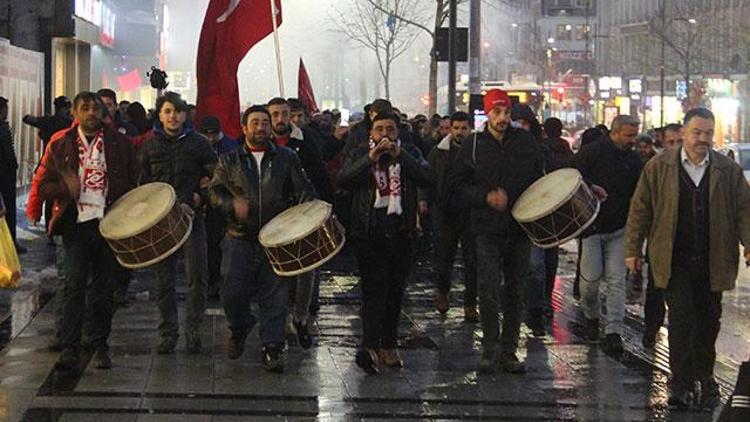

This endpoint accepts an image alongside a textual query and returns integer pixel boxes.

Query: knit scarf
[369,138,402,215]
[76,127,107,223]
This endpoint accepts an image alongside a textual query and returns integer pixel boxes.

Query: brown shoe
[378,348,404,368]
[464,306,479,322]
[435,292,450,314]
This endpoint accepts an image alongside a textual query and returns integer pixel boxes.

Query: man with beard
[429,111,477,322]
[139,92,217,355]
[209,105,316,372]
[625,108,750,411]
[97,89,137,136]
[339,112,431,374]
[448,89,543,374]
[267,97,332,349]
[38,91,138,370]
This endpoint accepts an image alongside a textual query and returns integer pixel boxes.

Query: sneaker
[227,328,249,360]
[584,318,599,341]
[668,386,695,411]
[93,349,112,369]
[355,348,379,375]
[526,309,546,337]
[54,350,79,372]
[478,349,497,374]
[497,353,526,374]
[156,335,178,355]
[435,292,449,314]
[377,348,403,368]
[261,343,285,373]
[186,332,202,354]
[602,333,624,356]
[293,319,313,350]
[698,378,720,411]
[464,306,479,323]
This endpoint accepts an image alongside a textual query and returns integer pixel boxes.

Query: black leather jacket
[138,126,217,206]
[338,139,432,240]
[208,142,317,241]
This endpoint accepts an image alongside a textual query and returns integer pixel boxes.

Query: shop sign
[100,2,116,47]
[628,79,642,94]
[706,78,732,96]
[75,0,102,26]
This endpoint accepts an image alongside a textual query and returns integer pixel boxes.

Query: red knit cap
[483,89,511,114]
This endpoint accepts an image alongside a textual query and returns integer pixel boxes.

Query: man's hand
[389,140,401,158]
[625,257,642,273]
[418,200,429,215]
[368,138,391,162]
[233,197,250,221]
[591,184,608,202]
[744,250,750,267]
[486,188,509,212]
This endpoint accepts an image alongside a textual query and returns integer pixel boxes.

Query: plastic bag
[0,216,21,288]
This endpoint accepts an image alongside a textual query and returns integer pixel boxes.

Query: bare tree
[332,0,424,100]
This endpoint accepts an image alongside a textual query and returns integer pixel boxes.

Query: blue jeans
[221,236,287,345]
[579,228,626,335]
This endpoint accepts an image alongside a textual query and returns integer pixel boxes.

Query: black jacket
[0,122,18,184]
[276,124,334,203]
[208,142,317,241]
[138,126,218,206]
[570,136,642,235]
[448,127,544,236]
[23,114,72,150]
[338,138,432,240]
[427,135,466,216]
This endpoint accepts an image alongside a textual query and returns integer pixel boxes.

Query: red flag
[297,58,318,114]
[195,0,282,139]
[117,69,143,92]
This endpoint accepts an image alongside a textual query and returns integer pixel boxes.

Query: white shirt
[680,147,709,187]
[251,151,265,177]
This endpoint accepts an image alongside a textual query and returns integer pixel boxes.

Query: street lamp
[547,37,555,44]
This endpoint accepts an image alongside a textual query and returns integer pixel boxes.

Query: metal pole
[448,0,457,114]
[468,0,482,117]
[660,0,666,128]
[270,0,285,96]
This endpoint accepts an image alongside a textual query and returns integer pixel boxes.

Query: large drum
[259,200,345,276]
[511,168,599,249]
[99,182,193,269]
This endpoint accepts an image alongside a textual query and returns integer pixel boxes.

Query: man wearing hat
[199,115,238,300]
[448,89,544,374]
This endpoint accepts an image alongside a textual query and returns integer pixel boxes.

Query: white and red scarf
[76,127,108,223]
[369,138,402,215]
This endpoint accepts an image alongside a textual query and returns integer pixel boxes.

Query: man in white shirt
[625,107,750,411]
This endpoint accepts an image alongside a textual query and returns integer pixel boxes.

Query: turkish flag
[196,0,282,139]
[298,58,318,114]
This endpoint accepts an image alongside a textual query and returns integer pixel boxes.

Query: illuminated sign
[75,0,102,26]
[75,0,115,47]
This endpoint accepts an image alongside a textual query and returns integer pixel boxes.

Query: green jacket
[624,148,750,291]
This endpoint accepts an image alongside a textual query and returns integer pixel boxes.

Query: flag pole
[270,0,285,96]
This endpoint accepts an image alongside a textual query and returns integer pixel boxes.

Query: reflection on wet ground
[1,210,747,421]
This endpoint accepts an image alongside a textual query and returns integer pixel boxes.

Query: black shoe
[602,333,624,356]
[668,387,695,411]
[156,335,178,355]
[227,328,249,360]
[54,350,79,371]
[584,318,599,341]
[698,378,720,411]
[355,348,379,375]
[293,319,313,349]
[261,343,285,373]
[526,309,546,337]
[497,353,526,374]
[93,349,112,369]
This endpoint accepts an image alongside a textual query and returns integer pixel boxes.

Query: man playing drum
[208,105,317,373]
[38,91,139,371]
[448,89,544,375]
[338,112,431,374]
[138,92,218,355]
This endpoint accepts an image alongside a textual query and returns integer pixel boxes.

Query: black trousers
[355,234,412,350]
[643,265,666,334]
[434,210,477,307]
[205,205,226,293]
[664,255,722,390]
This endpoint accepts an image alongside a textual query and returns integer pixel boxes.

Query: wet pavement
[1,199,749,421]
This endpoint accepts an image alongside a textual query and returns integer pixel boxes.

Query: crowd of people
[1,86,749,414]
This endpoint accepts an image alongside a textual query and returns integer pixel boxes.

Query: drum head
[512,168,582,223]
[258,200,332,247]
[100,182,177,240]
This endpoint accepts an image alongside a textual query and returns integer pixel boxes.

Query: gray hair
[611,115,640,132]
